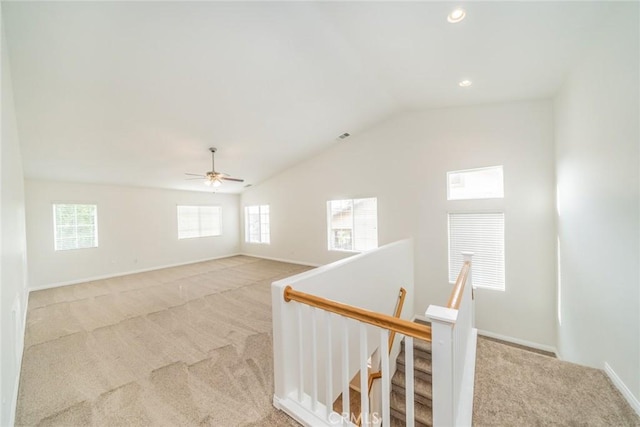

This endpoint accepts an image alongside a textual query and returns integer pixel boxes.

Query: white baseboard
[9,291,29,426]
[239,253,322,268]
[604,362,640,416]
[29,253,242,292]
[477,329,558,356]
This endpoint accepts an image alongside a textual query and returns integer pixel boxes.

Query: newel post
[425,305,457,426]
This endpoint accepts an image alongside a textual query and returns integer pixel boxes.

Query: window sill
[245,241,270,245]
[178,235,222,240]
[329,248,361,254]
[449,281,505,292]
[54,246,99,252]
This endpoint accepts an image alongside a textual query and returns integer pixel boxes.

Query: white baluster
[360,323,369,426]
[342,316,350,419]
[311,307,318,411]
[297,303,304,403]
[325,311,333,421]
[405,336,415,427]
[380,329,390,427]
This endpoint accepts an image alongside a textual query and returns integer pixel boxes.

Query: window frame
[176,205,222,240]
[244,205,270,244]
[52,203,99,251]
[326,197,378,253]
[447,165,504,201]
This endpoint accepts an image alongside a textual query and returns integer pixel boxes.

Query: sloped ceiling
[2,1,618,193]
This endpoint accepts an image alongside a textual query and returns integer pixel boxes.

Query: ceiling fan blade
[185,173,205,177]
[221,177,244,182]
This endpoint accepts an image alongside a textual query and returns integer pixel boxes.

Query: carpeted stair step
[400,337,432,360]
[391,369,433,406]
[390,390,433,427]
[389,322,433,427]
[397,348,432,382]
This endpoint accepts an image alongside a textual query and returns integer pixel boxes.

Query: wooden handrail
[283,286,431,342]
[387,287,407,354]
[447,260,471,310]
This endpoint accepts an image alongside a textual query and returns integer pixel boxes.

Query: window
[327,198,377,252]
[447,166,504,200]
[177,205,221,239]
[53,204,98,251]
[245,205,270,244]
[448,212,505,290]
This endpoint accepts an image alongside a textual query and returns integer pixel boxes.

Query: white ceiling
[2,1,619,193]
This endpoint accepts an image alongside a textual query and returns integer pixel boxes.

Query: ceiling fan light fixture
[186,147,244,189]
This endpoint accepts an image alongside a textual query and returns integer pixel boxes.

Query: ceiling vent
[338,132,351,140]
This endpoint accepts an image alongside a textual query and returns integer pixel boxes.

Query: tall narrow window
[177,205,221,239]
[245,205,270,244]
[53,204,98,251]
[327,198,378,252]
[448,212,505,290]
[447,166,504,200]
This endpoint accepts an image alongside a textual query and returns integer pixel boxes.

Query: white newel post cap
[425,305,458,324]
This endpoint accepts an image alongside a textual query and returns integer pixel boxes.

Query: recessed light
[448,8,466,23]
[459,79,472,87]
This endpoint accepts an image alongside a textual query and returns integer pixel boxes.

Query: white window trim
[53,203,99,251]
[244,205,270,244]
[177,205,222,240]
[447,165,504,201]
[326,197,378,253]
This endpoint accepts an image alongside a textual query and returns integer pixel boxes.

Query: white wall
[242,100,557,347]
[1,16,29,426]
[25,180,240,289]
[555,4,639,404]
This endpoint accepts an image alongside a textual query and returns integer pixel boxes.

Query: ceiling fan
[185,147,244,188]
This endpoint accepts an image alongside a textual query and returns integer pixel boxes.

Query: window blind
[177,206,221,239]
[448,212,505,290]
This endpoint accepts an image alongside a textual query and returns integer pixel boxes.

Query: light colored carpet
[17,255,639,426]
[473,336,640,426]
[17,256,311,426]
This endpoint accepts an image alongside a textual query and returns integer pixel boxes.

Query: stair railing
[271,239,476,427]
[282,285,430,426]
[426,252,477,427]
[366,287,407,394]
[271,239,416,426]
[365,286,406,391]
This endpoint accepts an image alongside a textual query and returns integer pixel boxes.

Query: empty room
[1,1,638,426]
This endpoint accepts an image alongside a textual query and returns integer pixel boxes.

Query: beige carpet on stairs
[16,255,640,426]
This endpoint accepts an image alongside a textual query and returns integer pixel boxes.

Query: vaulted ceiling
[2,1,619,193]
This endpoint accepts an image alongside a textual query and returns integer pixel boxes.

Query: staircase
[390,321,433,427]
